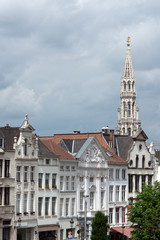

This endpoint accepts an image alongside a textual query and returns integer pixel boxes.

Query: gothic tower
[116,37,141,136]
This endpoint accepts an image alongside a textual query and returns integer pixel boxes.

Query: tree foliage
[91,211,110,240]
[128,181,160,240]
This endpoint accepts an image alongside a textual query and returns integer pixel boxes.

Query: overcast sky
[0,0,160,142]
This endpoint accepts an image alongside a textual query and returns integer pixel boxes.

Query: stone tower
[116,37,141,136]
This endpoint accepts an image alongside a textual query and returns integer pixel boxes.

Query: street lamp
[83,195,89,240]
[70,218,74,238]
[121,224,125,240]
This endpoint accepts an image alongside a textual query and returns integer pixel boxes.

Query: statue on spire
[127,36,130,47]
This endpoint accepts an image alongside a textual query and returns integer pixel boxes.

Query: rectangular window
[45,174,50,189]
[122,169,126,180]
[122,207,125,223]
[71,166,75,171]
[60,230,63,240]
[101,177,104,183]
[60,198,63,216]
[129,175,133,193]
[4,187,9,205]
[16,194,21,214]
[24,193,28,213]
[0,188,2,205]
[122,185,126,201]
[66,166,70,171]
[90,177,94,183]
[142,156,145,168]
[109,169,114,180]
[5,160,10,178]
[71,176,75,190]
[148,175,152,184]
[80,192,84,211]
[66,176,70,190]
[142,175,146,187]
[60,176,64,190]
[109,208,113,224]
[24,167,28,182]
[60,166,64,171]
[136,155,139,168]
[45,197,50,215]
[116,169,120,180]
[109,186,113,202]
[0,160,2,177]
[80,177,84,182]
[71,198,75,216]
[101,191,104,208]
[38,173,43,188]
[46,159,50,164]
[90,192,94,209]
[52,174,56,188]
[115,208,119,223]
[66,198,69,216]
[52,197,56,215]
[16,166,21,182]
[38,197,43,216]
[116,186,120,202]
[30,167,34,181]
[30,193,34,213]
[135,175,139,191]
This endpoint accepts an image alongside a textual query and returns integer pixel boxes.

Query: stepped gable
[40,137,74,160]
[0,125,20,150]
[41,132,127,164]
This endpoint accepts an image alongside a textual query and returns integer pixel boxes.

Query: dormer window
[0,138,4,148]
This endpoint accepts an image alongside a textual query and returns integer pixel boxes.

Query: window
[71,166,75,171]
[101,191,104,208]
[0,138,3,147]
[90,177,94,183]
[0,160,2,177]
[52,174,56,188]
[0,188,2,205]
[116,169,120,180]
[60,198,63,216]
[109,208,113,224]
[142,175,146,187]
[142,155,145,169]
[71,198,75,216]
[24,167,28,182]
[122,169,126,180]
[71,176,75,190]
[109,186,113,202]
[116,186,120,202]
[30,167,34,182]
[90,192,94,209]
[66,176,70,190]
[45,174,50,189]
[80,177,84,182]
[4,187,9,205]
[46,159,50,164]
[16,194,20,213]
[148,175,152,184]
[38,173,43,188]
[115,208,119,223]
[24,193,28,213]
[38,197,43,216]
[109,169,114,180]
[101,177,104,183]
[60,230,63,240]
[80,192,84,211]
[122,207,125,223]
[139,144,142,151]
[122,185,126,201]
[135,175,139,191]
[60,166,64,171]
[30,193,34,213]
[5,160,10,178]
[127,102,131,117]
[45,197,50,215]
[66,198,69,216]
[24,139,27,156]
[60,176,64,190]
[16,166,21,182]
[129,175,133,193]
[52,197,56,215]
[66,166,70,171]
[136,155,139,168]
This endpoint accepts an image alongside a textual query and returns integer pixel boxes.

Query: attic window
[139,144,142,151]
[0,138,4,148]
[106,152,113,157]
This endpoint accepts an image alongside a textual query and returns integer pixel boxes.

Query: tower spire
[116,37,141,136]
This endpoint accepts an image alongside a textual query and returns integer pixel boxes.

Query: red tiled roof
[111,226,133,239]
[40,132,127,164]
[40,138,74,160]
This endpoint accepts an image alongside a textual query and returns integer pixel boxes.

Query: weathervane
[127,36,130,47]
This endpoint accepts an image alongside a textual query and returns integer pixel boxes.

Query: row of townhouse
[0,115,129,240]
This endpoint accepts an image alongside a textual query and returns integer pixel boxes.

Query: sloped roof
[38,139,58,158]
[41,132,127,164]
[75,137,94,159]
[59,139,86,154]
[132,128,148,141]
[0,126,20,150]
[40,138,74,160]
[115,135,133,160]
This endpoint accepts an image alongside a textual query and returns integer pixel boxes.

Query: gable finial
[127,36,130,47]
[25,114,29,126]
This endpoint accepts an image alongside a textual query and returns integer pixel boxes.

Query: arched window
[132,102,135,118]
[128,81,131,91]
[123,102,126,118]
[123,81,126,91]
[132,82,134,91]
[128,102,131,117]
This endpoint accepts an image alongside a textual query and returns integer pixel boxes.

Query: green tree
[128,181,160,240]
[91,211,110,240]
